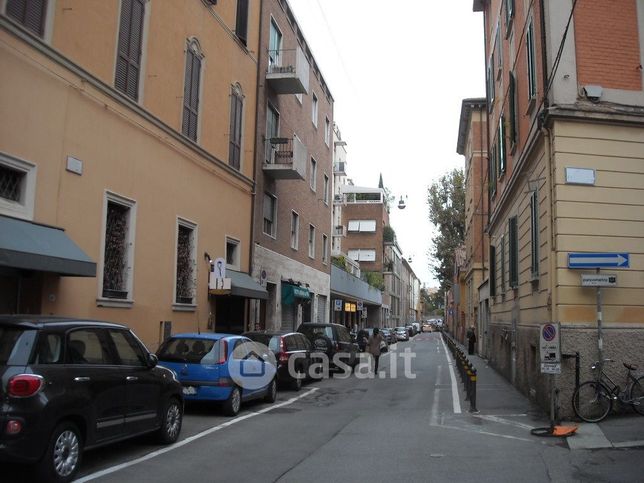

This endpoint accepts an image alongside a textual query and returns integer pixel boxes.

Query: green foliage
[383,225,396,243]
[427,168,465,297]
[362,271,385,291]
[331,255,346,270]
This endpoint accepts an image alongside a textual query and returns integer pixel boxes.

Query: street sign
[581,273,617,287]
[357,301,363,311]
[568,252,629,269]
[334,299,342,311]
[213,257,227,277]
[540,323,561,374]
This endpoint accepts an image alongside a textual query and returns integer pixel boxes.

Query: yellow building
[0,1,263,349]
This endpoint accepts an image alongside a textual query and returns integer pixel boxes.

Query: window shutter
[6,0,47,37]
[489,245,496,296]
[182,48,201,141]
[235,0,249,46]
[115,0,144,101]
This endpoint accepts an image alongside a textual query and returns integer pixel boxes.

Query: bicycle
[572,359,644,423]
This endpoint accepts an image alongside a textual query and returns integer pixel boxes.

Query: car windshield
[157,337,219,364]
[0,327,28,365]
[245,334,280,353]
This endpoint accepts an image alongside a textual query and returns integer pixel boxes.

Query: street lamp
[397,195,407,210]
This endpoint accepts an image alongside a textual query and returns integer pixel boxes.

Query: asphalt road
[6,332,644,482]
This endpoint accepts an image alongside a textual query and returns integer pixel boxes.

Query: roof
[0,315,126,330]
[169,332,240,340]
[456,98,486,155]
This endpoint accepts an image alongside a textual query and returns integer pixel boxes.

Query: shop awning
[0,215,96,277]
[281,282,310,305]
[228,269,268,300]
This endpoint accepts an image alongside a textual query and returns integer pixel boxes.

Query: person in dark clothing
[467,326,477,355]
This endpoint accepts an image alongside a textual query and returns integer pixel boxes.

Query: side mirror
[147,353,158,368]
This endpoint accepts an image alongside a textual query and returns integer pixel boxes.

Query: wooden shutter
[509,217,518,288]
[235,0,249,46]
[115,0,145,101]
[182,48,201,141]
[6,0,47,37]
[489,246,496,296]
[229,92,242,169]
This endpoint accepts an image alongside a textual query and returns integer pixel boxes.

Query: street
[7,332,643,482]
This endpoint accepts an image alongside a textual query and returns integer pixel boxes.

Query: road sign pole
[596,268,603,366]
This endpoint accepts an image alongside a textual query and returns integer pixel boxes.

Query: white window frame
[0,152,36,220]
[225,236,241,271]
[228,82,245,171]
[268,17,282,70]
[324,117,330,145]
[290,211,299,250]
[322,234,328,264]
[308,224,316,259]
[1,0,57,43]
[181,37,205,142]
[310,157,317,192]
[97,191,137,308]
[263,192,277,238]
[311,93,318,127]
[173,217,198,311]
[323,174,329,204]
[347,249,376,262]
[347,219,377,233]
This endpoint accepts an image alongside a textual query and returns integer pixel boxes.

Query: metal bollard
[469,368,478,413]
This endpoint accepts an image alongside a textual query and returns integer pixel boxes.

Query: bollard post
[469,368,478,413]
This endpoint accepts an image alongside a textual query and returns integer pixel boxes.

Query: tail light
[217,340,228,365]
[278,337,288,363]
[8,374,44,398]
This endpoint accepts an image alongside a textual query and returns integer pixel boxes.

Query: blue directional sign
[568,252,630,269]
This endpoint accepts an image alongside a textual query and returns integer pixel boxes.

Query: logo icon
[228,341,277,390]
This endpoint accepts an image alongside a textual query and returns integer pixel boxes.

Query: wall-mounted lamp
[398,195,408,210]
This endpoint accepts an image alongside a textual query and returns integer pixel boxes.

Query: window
[235,0,249,46]
[268,19,282,70]
[323,174,329,204]
[530,191,539,278]
[226,237,240,269]
[229,84,243,170]
[495,22,502,77]
[509,217,518,288]
[311,93,318,127]
[31,333,63,364]
[324,117,331,146]
[509,72,518,147]
[265,103,279,162]
[347,249,376,262]
[5,0,47,37]
[489,245,497,297]
[175,219,197,305]
[310,158,317,191]
[0,154,36,220]
[526,19,537,100]
[290,211,299,250]
[109,330,146,366]
[101,193,136,302]
[488,145,497,198]
[263,193,276,237]
[498,115,506,175]
[500,233,506,293]
[67,330,112,365]
[505,0,515,34]
[308,224,315,258]
[115,0,146,101]
[182,39,203,141]
[347,220,377,232]
[486,60,495,105]
[322,234,328,264]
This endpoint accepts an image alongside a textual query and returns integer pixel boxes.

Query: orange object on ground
[552,425,579,436]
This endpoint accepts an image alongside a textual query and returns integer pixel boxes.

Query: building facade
[251,0,334,331]
[0,0,264,349]
[474,0,644,413]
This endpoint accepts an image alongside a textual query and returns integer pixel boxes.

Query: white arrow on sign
[572,255,627,265]
[569,253,629,268]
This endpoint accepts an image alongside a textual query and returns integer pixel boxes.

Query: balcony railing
[263,136,307,180]
[333,162,346,175]
[332,225,346,237]
[266,47,309,95]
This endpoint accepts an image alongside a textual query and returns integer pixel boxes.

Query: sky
[287,0,485,287]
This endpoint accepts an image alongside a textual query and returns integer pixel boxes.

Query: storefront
[280,282,311,330]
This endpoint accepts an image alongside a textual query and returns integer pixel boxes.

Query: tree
[426,169,465,297]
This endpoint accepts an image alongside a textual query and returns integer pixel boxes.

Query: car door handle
[74,377,90,382]
[126,376,138,382]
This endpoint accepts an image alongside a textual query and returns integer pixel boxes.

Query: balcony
[333,162,346,175]
[333,193,344,205]
[263,136,307,180]
[266,47,309,95]
[332,225,346,237]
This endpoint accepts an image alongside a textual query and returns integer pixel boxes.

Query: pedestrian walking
[467,326,477,355]
[367,328,385,373]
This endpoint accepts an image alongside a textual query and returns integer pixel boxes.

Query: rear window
[245,334,280,353]
[0,327,35,365]
[157,338,219,364]
[298,325,333,340]
[31,332,64,364]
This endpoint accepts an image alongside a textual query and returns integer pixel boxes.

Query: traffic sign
[540,323,561,375]
[581,274,617,287]
[568,252,629,269]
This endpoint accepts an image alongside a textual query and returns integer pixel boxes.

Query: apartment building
[251,0,334,330]
[0,0,262,348]
[456,98,489,353]
[474,0,644,412]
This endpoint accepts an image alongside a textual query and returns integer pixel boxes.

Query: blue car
[156,333,277,416]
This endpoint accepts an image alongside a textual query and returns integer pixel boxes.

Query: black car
[243,330,313,390]
[297,323,360,371]
[0,316,183,482]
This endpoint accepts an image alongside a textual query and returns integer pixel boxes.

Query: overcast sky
[287,0,485,287]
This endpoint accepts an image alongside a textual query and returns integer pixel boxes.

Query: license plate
[182,386,197,395]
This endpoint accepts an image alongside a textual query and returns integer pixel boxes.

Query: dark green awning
[281,282,310,305]
[228,269,268,300]
[0,215,96,277]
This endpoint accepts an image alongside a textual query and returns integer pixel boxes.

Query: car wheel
[36,421,82,483]
[156,397,182,444]
[223,386,242,416]
[265,378,277,403]
[291,372,303,391]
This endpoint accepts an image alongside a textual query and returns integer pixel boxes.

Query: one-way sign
[568,252,630,269]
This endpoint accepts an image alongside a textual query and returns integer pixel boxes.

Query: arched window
[229,83,244,170]
[182,38,204,141]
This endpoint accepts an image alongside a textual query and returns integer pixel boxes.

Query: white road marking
[439,335,462,414]
[433,423,536,443]
[472,414,535,431]
[430,365,442,426]
[74,388,320,482]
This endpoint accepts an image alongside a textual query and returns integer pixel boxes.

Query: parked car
[243,330,312,391]
[156,333,277,417]
[395,326,409,341]
[297,323,360,370]
[0,315,183,482]
[380,328,396,345]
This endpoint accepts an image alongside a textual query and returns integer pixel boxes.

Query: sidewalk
[446,333,644,450]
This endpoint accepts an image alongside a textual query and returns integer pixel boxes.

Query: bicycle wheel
[629,376,644,416]
[572,381,612,422]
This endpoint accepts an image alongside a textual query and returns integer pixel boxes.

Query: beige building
[474,0,644,413]
[0,1,262,349]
